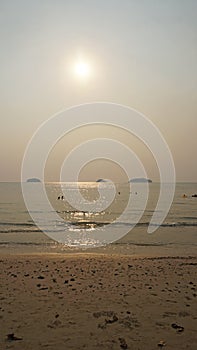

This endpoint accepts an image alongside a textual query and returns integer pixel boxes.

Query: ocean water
[0,182,196,255]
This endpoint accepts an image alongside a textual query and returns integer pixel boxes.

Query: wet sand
[0,254,197,349]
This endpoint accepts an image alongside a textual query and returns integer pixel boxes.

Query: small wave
[0,220,197,234]
[157,222,197,228]
[0,228,43,233]
[0,222,35,226]
[113,241,168,247]
[183,217,197,220]
[0,241,52,246]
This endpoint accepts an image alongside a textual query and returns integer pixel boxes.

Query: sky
[0,0,197,182]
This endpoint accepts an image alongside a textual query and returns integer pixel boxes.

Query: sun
[74,61,91,79]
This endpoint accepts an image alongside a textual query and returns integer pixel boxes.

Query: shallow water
[0,182,196,254]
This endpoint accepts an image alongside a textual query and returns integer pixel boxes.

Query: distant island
[26,178,41,183]
[129,178,152,183]
[96,178,109,183]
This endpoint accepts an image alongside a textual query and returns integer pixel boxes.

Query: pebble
[158,340,166,347]
[6,333,22,341]
[119,337,128,349]
[171,323,184,333]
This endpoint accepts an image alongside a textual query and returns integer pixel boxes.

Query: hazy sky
[0,0,197,182]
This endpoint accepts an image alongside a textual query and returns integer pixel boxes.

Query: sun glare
[74,61,91,79]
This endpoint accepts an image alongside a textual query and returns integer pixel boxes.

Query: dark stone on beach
[171,323,184,333]
[7,333,22,341]
[11,274,17,277]
[158,340,166,347]
[119,337,128,349]
[37,275,44,279]
[64,280,69,284]
[188,263,197,266]
[105,314,118,324]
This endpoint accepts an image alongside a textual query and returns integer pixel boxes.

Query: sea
[0,182,196,256]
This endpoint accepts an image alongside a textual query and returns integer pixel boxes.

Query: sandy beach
[1,0,197,348]
[0,253,196,350]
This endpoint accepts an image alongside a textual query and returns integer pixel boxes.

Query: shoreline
[0,225,196,258]
[0,251,197,259]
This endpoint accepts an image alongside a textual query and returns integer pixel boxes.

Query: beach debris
[98,322,106,329]
[171,323,184,333]
[105,314,118,324]
[39,287,48,290]
[192,194,197,197]
[119,337,128,349]
[37,275,45,279]
[93,311,118,329]
[11,273,17,278]
[57,195,64,200]
[158,340,166,347]
[6,333,22,341]
[93,311,116,318]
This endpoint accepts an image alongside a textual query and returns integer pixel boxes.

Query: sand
[0,254,197,350]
